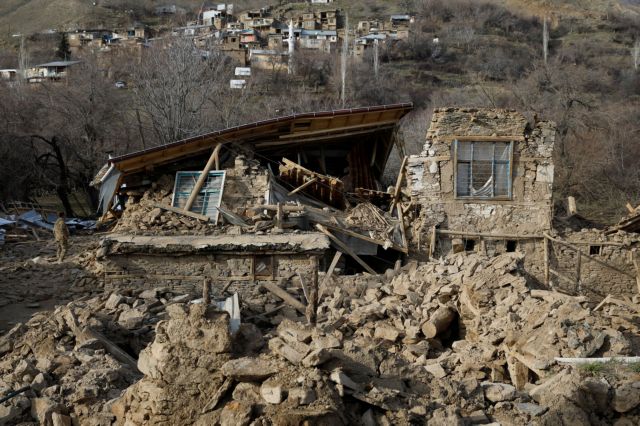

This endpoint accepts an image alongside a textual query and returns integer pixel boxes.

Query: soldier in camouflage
[53,211,69,263]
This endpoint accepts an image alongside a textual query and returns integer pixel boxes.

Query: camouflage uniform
[53,217,69,262]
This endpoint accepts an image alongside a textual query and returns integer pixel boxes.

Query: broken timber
[154,203,210,222]
[388,156,408,214]
[323,223,408,253]
[261,281,306,314]
[279,158,345,209]
[288,177,318,196]
[184,143,222,212]
[315,224,376,274]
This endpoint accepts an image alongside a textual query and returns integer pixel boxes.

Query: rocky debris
[2,251,640,425]
[0,295,148,424]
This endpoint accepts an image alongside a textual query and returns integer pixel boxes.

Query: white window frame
[453,139,514,200]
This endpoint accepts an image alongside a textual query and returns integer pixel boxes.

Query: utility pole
[340,14,349,107]
[373,38,379,79]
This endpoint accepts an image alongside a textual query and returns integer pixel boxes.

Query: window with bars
[171,171,226,222]
[455,140,513,199]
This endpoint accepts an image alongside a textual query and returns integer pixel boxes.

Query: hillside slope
[0,0,122,44]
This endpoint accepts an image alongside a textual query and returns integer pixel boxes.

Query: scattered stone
[515,402,547,417]
[260,383,284,404]
[288,387,316,405]
[482,382,517,402]
[221,358,276,382]
[220,401,253,426]
[424,362,447,379]
[374,324,400,342]
[612,382,640,413]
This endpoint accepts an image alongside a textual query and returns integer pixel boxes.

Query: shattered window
[455,141,512,198]
[172,171,226,221]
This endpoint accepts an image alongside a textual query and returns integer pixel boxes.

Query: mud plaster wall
[407,108,555,236]
[222,155,269,214]
[405,108,554,281]
[549,230,640,300]
[102,253,319,297]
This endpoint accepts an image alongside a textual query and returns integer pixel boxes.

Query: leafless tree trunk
[132,36,232,145]
[543,16,549,65]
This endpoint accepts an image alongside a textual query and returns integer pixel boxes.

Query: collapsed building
[406,107,640,301]
[93,104,414,316]
[3,106,640,425]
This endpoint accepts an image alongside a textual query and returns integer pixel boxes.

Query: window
[589,245,602,255]
[464,239,475,252]
[505,240,517,252]
[455,140,513,198]
[172,171,226,222]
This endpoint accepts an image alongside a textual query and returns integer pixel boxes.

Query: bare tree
[543,16,549,65]
[132,36,233,145]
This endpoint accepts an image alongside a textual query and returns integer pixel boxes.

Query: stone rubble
[1,251,639,425]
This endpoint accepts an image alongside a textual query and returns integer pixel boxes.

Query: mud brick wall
[222,155,269,214]
[102,253,319,297]
[405,108,555,283]
[549,230,640,300]
[407,108,555,237]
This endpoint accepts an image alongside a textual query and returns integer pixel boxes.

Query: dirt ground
[0,235,100,333]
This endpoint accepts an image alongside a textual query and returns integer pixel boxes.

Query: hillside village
[0,2,414,85]
[2,0,640,425]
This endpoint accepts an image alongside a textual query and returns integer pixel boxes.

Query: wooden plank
[323,223,407,253]
[315,224,376,275]
[543,236,550,287]
[276,203,284,228]
[261,281,306,314]
[397,203,408,250]
[429,225,437,257]
[438,229,543,240]
[389,156,408,214]
[79,326,140,372]
[288,177,318,195]
[249,205,305,212]
[184,143,222,212]
[633,256,640,294]
[443,135,525,142]
[320,251,343,297]
[154,203,210,222]
[567,196,577,216]
[105,273,204,280]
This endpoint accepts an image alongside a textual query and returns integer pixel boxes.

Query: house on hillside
[298,30,337,53]
[0,69,18,81]
[92,104,413,310]
[27,61,82,82]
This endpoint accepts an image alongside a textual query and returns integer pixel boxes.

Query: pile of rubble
[112,175,220,234]
[0,288,199,425]
[2,252,640,425]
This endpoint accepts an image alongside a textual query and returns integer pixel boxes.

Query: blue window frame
[171,171,226,222]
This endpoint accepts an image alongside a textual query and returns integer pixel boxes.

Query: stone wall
[102,252,319,297]
[549,230,640,300]
[222,155,269,214]
[407,108,556,240]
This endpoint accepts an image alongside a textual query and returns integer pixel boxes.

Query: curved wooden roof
[108,103,413,175]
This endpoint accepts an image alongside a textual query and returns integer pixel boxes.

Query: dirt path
[0,235,100,333]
